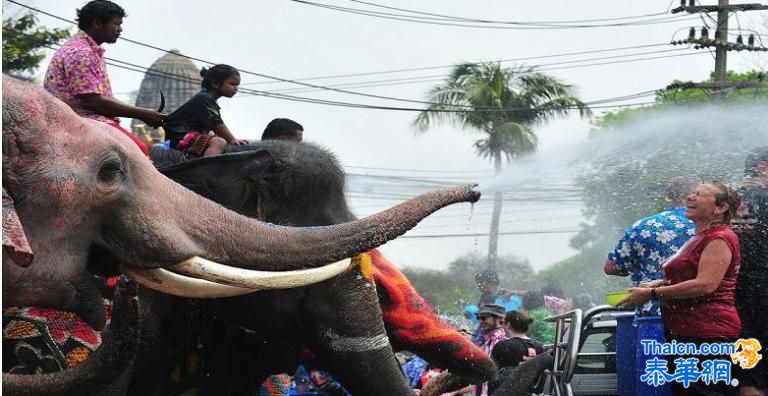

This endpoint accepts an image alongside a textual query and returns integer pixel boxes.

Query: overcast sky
[5,0,766,272]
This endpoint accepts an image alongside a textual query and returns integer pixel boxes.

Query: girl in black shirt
[164,64,248,157]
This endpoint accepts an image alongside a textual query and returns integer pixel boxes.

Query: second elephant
[145,141,498,395]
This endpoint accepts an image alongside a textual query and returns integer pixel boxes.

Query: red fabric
[107,121,149,156]
[177,131,211,156]
[661,225,741,338]
[369,249,489,363]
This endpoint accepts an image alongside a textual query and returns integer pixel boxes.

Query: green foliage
[657,70,768,105]
[536,242,629,302]
[402,253,536,315]
[594,70,768,131]
[2,13,70,79]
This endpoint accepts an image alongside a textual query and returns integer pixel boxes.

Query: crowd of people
[33,1,767,395]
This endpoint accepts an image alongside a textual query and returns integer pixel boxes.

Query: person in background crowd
[604,176,699,317]
[572,293,596,311]
[163,64,249,157]
[475,270,509,307]
[44,0,164,156]
[489,310,545,394]
[539,284,569,315]
[470,270,509,346]
[733,146,768,396]
[504,284,570,315]
[521,291,556,344]
[474,304,508,396]
[401,354,428,390]
[262,118,304,142]
[621,181,742,396]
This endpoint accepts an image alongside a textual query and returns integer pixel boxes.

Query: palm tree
[415,63,590,269]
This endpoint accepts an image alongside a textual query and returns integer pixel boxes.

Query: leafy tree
[2,13,70,80]
[402,253,536,314]
[414,63,590,268]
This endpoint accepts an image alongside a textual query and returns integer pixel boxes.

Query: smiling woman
[622,181,742,396]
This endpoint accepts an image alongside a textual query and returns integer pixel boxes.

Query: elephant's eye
[98,158,124,184]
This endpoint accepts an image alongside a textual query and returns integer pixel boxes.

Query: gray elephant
[1,75,480,393]
[136,142,496,395]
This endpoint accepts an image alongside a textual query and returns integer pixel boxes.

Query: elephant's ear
[2,187,33,267]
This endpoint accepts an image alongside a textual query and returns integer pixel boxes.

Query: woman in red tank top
[620,181,742,396]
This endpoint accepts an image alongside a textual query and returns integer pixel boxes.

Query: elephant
[134,141,498,395]
[1,75,480,392]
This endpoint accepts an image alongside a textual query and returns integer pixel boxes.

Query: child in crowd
[164,64,249,156]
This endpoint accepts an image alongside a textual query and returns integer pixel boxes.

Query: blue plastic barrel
[616,314,637,396]
[635,316,671,396]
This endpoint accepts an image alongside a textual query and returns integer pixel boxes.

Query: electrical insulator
[737,35,744,45]
[688,27,696,40]
[748,35,755,46]
[701,27,709,39]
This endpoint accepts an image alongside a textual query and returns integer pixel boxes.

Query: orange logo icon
[731,338,763,370]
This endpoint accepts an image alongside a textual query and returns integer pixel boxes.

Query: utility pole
[670,0,768,101]
[713,0,729,101]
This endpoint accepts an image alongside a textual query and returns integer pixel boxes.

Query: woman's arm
[620,239,732,306]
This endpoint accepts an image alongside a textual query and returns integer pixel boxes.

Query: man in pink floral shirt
[474,304,508,396]
[44,0,163,155]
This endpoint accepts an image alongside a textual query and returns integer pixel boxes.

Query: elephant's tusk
[122,266,259,298]
[169,256,356,290]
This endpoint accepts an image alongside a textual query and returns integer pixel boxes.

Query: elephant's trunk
[2,277,140,395]
[176,184,479,270]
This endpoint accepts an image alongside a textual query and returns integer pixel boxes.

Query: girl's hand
[618,287,652,307]
[232,139,249,145]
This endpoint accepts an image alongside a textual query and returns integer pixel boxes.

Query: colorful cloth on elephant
[176,131,213,157]
[259,373,292,395]
[44,31,117,123]
[2,305,107,374]
[607,206,694,316]
[368,249,489,368]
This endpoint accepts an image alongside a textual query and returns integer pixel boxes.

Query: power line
[268,48,696,94]
[22,2,700,113]
[289,0,700,29]
[89,47,666,113]
[241,43,673,86]
[346,0,675,25]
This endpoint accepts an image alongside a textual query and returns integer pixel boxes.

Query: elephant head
[1,76,480,331]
